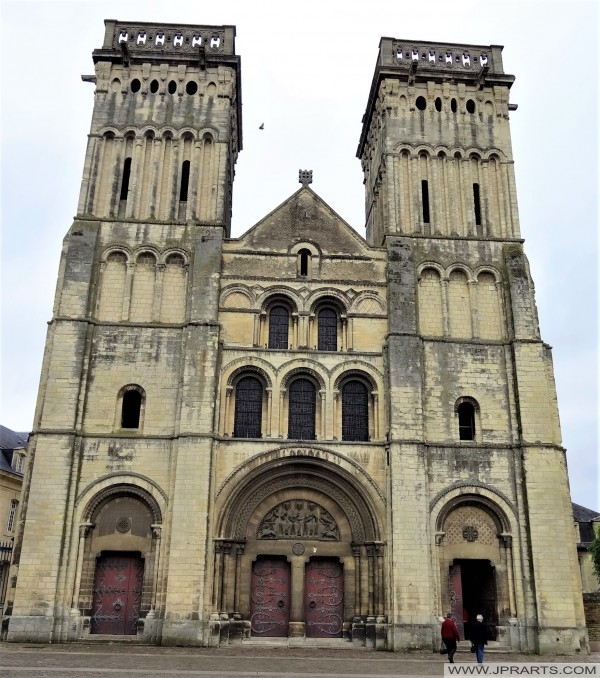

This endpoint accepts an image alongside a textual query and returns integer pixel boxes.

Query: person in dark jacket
[470,614,487,663]
[441,613,461,663]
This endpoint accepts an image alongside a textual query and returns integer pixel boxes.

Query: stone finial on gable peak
[299,170,313,187]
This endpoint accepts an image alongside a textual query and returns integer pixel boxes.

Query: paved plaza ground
[0,643,598,678]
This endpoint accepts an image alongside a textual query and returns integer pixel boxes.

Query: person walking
[470,614,487,663]
[441,613,460,663]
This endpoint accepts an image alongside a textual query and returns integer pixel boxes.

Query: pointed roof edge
[227,186,377,250]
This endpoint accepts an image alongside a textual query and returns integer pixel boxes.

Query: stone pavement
[0,644,598,678]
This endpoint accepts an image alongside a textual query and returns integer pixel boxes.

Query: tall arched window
[317,308,337,351]
[288,378,316,440]
[233,376,263,438]
[268,305,289,349]
[342,381,369,441]
[121,389,143,429]
[298,248,311,277]
[457,401,476,440]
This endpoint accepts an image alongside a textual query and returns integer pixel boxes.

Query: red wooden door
[449,562,464,639]
[91,553,143,635]
[250,557,290,637]
[305,558,343,638]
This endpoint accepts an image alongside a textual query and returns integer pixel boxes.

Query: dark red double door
[91,553,143,635]
[250,556,343,638]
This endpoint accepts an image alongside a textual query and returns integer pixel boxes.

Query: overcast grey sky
[1,0,597,508]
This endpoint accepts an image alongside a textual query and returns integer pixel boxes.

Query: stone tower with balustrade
[356,38,587,653]
[8,19,241,644]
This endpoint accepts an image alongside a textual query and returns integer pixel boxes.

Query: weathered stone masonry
[7,22,588,653]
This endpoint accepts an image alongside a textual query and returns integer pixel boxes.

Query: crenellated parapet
[96,20,238,60]
[379,39,510,78]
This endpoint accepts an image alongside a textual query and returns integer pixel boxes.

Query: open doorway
[449,559,498,641]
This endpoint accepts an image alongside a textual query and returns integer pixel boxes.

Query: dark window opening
[130,79,141,93]
[473,183,482,225]
[458,402,476,440]
[466,99,476,114]
[288,378,316,440]
[168,80,177,94]
[299,248,310,276]
[233,376,263,438]
[179,160,190,201]
[268,305,289,349]
[317,308,337,351]
[186,81,198,95]
[150,79,159,94]
[119,157,132,201]
[342,381,369,441]
[451,98,457,113]
[121,390,142,429]
[421,179,430,223]
[416,96,427,111]
[435,97,442,112]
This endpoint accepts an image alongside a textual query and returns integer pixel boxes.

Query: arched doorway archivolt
[211,447,386,637]
[214,446,384,541]
[430,486,517,644]
[73,478,166,637]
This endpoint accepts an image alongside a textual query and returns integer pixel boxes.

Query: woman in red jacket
[441,613,461,663]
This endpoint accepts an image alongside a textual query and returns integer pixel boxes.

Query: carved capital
[435,531,446,546]
[79,522,94,539]
[151,524,162,539]
[499,533,513,548]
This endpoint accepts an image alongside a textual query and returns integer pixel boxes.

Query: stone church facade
[7,20,588,653]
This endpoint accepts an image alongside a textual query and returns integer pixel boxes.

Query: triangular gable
[231,187,372,255]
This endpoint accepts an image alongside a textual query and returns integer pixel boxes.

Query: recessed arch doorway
[212,452,385,639]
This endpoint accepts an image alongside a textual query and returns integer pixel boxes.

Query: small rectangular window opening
[299,249,310,276]
[120,157,132,201]
[122,390,142,429]
[458,403,476,441]
[180,160,190,201]
[473,183,482,226]
[6,500,18,532]
[421,180,430,224]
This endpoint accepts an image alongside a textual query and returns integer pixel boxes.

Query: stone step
[456,641,511,653]
[77,635,145,644]
[242,637,356,649]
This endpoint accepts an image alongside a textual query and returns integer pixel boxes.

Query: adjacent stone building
[0,426,27,617]
[7,20,588,652]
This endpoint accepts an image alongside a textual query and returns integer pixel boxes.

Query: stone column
[265,388,272,437]
[70,523,94,612]
[122,262,135,321]
[289,557,305,637]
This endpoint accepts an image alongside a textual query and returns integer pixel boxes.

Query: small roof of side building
[573,502,600,548]
[0,425,29,478]
[0,425,29,450]
[573,503,600,524]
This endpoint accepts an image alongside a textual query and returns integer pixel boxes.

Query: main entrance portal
[91,553,143,635]
[305,558,343,637]
[250,557,291,636]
